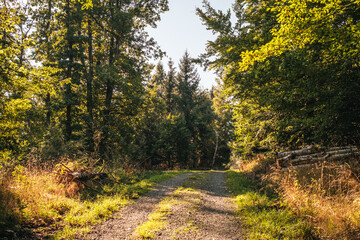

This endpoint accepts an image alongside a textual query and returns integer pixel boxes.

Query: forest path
[86,171,242,240]
[86,172,195,240]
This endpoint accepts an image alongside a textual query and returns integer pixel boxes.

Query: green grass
[133,172,208,239]
[226,171,313,240]
[54,170,188,239]
[133,197,177,239]
[1,167,188,240]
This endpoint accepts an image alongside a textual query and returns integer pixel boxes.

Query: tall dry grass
[270,160,360,239]
[0,156,187,239]
[235,153,360,239]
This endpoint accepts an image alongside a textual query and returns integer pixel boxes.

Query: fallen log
[326,148,359,156]
[70,172,108,181]
[278,152,325,163]
[328,146,357,151]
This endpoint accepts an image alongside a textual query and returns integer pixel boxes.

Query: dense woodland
[1,0,360,171]
[2,0,360,239]
[0,0,232,170]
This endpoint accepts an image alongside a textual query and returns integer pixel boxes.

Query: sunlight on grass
[226,171,312,240]
[133,181,203,239]
[274,164,360,238]
[133,197,178,239]
[1,166,187,239]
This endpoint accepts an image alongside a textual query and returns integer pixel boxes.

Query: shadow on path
[87,172,195,240]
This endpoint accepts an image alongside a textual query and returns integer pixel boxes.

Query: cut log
[289,152,359,166]
[276,146,319,158]
[276,145,359,168]
[326,148,359,156]
[328,146,358,151]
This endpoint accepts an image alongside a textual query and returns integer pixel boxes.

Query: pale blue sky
[147,0,234,90]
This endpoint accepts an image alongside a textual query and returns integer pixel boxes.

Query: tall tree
[198,0,360,153]
[211,79,234,166]
[165,59,176,112]
[0,0,32,154]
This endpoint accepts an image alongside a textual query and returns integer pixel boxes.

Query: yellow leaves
[237,0,360,72]
[5,99,32,116]
[73,0,93,10]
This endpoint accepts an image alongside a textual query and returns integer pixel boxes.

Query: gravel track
[86,172,194,240]
[86,171,243,240]
[192,171,243,239]
[158,171,243,239]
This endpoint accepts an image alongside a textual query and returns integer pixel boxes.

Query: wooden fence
[275,146,359,170]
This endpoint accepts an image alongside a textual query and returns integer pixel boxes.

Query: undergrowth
[226,170,312,240]
[0,160,186,239]
[270,160,360,239]
[232,154,360,239]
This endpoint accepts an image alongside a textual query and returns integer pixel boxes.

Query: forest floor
[85,171,243,240]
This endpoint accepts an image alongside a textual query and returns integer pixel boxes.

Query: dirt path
[190,171,243,239]
[86,171,242,240]
[155,171,243,239]
[87,172,194,240]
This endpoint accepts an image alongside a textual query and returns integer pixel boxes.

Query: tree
[165,59,176,112]
[211,79,234,166]
[175,51,201,167]
[198,0,360,153]
[0,1,32,156]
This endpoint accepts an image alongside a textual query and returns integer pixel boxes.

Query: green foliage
[129,52,227,169]
[211,80,234,164]
[198,0,360,154]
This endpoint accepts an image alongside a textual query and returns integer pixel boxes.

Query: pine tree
[165,59,176,112]
[175,51,201,167]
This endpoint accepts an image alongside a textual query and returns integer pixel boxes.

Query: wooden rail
[275,146,359,170]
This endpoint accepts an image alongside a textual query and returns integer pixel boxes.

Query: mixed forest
[1,0,232,170]
[2,0,360,238]
[2,0,360,169]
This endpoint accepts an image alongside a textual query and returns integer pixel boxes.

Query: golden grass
[233,154,360,239]
[272,162,360,238]
[0,163,186,239]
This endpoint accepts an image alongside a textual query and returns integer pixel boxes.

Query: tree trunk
[100,34,115,157]
[212,131,219,168]
[45,0,52,126]
[86,15,94,152]
[65,0,73,141]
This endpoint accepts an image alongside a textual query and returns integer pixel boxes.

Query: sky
[146,0,234,90]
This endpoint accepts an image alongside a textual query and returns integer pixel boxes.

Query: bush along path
[86,171,243,240]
